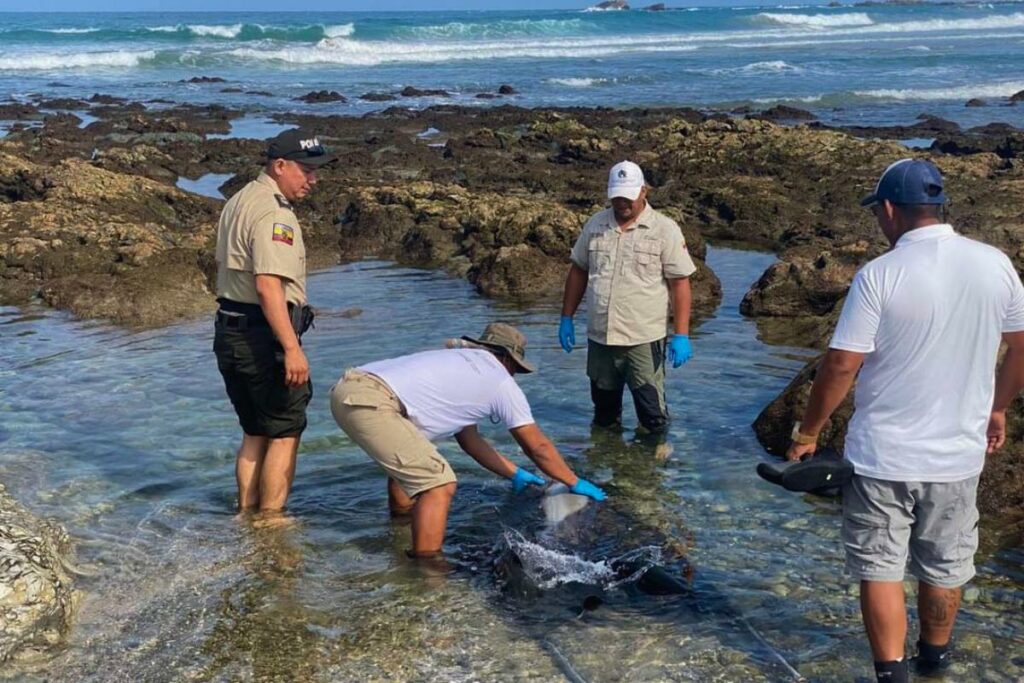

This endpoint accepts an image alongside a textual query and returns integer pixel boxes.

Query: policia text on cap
[212,130,337,516]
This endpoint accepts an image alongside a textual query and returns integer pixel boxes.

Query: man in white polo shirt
[330,322,606,558]
[785,159,1024,683]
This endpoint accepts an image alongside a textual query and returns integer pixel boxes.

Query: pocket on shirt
[588,235,611,275]
[633,238,663,281]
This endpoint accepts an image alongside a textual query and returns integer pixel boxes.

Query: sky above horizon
[0,0,767,11]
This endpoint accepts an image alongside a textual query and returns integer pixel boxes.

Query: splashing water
[497,529,662,591]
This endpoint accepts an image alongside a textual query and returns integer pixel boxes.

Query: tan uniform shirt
[215,172,307,306]
[570,204,697,346]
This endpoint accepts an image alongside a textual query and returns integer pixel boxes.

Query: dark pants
[213,313,312,438]
[586,338,669,434]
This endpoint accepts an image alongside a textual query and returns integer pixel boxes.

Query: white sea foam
[855,81,1024,101]
[43,28,101,34]
[0,50,156,71]
[405,18,586,39]
[227,35,698,66]
[147,23,243,38]
[186,24,243,38]
[738,60,804,74]
[757,12,875,28]
[324,23,355,38]
[546,77,612,87]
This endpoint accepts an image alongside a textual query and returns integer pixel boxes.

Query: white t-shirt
[359,348,535,441]
[830,224,1024,482]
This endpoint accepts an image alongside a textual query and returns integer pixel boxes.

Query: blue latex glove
[570,478,607,502]
[510,467,546,494]
[667,334,692,369]
[558,315,576,353]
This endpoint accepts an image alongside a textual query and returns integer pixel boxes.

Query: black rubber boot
[913,639,953,678]
[874,659,909,683]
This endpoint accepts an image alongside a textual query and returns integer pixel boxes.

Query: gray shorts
[842,474,980,588]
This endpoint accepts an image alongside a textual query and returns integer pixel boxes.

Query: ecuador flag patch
[272,223,294,246]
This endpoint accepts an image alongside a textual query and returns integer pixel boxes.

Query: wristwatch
[790,422,818,445]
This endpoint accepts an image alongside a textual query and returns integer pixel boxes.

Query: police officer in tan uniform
[559,161,697,435]
[213,129,336,517]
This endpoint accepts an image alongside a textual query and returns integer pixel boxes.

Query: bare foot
[251,511,299,530]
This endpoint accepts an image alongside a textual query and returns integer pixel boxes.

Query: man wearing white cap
[558,160,697,435]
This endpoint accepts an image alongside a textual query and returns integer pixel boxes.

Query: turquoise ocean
[2,3,1024,127]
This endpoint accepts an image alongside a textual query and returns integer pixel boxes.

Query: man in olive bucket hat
[330,322,606,557]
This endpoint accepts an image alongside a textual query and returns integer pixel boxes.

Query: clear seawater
[1,248,1021,681]
[1,5,1024,128]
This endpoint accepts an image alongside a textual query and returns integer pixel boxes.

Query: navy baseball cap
[266,129,337,167]
[860,158,947,207]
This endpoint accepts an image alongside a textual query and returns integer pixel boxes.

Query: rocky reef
[2,96,1023,526]
[0,484,77,664]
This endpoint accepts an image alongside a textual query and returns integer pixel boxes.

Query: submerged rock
[180,76,226,84]
[295,90,347,104]
[400,86,451,98]
[0,484,77,663]
[752,105,817,122]
[359,92,397,102]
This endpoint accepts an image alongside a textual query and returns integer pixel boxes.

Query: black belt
[216,298,314,336]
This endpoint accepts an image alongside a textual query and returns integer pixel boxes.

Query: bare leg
[410,482,457,555]
[388,477,415,516]
[918,583,961,646]
[258,435,300,512]
[236,434,270,511]
[861,580,908,661]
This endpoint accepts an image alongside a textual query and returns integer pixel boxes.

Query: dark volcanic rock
[0,104,40,120]
[591,0,629,8]
[754,105,817,122]
[475,93,500,100]
[360,92,398,102]
[400,86,451,98]
[644,3,667,9]
[295,90,347,104]
[497,85,518,95]
[245,90,274,97]
[966,98,986,107]
[35,98,89,110]
[914,114,960,134]
[87,94,125,105]
[180,76,227,84]
[1010,90,1024,104]
[220,87,244,93]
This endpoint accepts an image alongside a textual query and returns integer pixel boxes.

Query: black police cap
[266,129,338,167]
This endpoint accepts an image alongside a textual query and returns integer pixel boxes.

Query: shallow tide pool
[0,247,1020,682]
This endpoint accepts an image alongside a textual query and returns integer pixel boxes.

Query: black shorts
[213,318,312,438]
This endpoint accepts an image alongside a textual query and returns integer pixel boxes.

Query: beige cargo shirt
[215,172,307,306]
[570,204,696,346]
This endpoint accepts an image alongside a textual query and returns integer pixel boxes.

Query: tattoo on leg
[923,592,956,628]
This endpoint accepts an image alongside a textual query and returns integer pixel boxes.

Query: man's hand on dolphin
[510,467,546,494]
[570,478,607,502]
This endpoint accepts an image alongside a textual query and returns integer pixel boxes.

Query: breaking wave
[0,50,156,70]
[757,12,875,28]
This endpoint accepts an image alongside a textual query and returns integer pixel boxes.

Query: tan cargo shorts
[330,370,456,498]
[842,474,980,588]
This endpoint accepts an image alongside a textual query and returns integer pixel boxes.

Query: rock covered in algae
[0,483,77,663]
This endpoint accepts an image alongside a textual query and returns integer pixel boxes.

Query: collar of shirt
[605,202,654,232]
[894,223,954,248]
